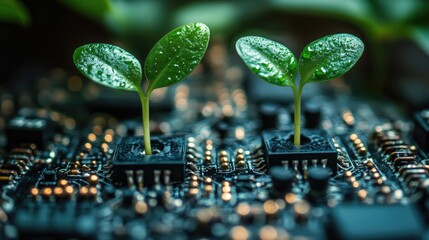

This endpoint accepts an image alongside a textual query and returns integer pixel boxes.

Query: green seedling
[236,33,364,146]
[73,22,210,155]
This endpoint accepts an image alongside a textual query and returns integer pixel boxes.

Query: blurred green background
[1,0,429,111]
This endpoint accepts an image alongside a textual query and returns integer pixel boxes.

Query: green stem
[293,85,303,146]
[138,90,152,155]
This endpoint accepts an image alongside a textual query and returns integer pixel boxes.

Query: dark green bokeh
[0,0,429,102]
[54,0,429,95]
[0,0,30,27]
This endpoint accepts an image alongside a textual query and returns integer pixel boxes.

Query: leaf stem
[293,84,304,146]
[138,90,152,155]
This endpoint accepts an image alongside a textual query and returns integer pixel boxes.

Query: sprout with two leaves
[236,34,364,146]
[73,23,210,155]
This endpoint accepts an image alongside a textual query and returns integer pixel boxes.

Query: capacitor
[215,121,229,139]
[304,101,321,129]
[259,102,279,129]
[308,167,331,195]
[269,166,294,193]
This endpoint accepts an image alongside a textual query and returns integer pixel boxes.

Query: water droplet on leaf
[301,47,312,59]
[288,57,297,71]
[315,67,327,78]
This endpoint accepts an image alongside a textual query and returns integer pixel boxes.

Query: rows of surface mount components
[0,103,428,239]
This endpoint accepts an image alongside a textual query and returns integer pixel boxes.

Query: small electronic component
[262,129,338,173]
[6,115,53,150]
[413,110,429,151]
[13,204,97,239]
[328,204,424,240]
[308,167,332,201]
[269,166,294,193]
[304,101,322,129]
[111,135,187,188]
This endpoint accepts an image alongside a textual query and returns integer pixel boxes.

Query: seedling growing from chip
[73,23,210,155]
[236,34,364,146]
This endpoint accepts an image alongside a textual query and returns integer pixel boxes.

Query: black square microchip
[329,204,424,240]
[111,135,187,187]
[262,129,337,173]
[6,116,53,150]
[413,111,429,151]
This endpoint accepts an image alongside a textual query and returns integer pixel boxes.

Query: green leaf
[144,22,210,91]
[236,36,297,87]
[73,43,142,91]
[0,0,30,27]
[299,33,364,83]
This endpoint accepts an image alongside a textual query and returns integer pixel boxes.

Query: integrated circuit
[6,115,53,150]
[413,110,429,151]
[262,129,338,173]
[111,135,187,188]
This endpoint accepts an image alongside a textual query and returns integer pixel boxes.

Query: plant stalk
[138,91,152,155]
[293,86,303,146]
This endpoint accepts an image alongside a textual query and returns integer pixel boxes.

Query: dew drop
[288,57,297,71]
[253,65,261,73]
[315,67,327,78]
[301,47,312,59]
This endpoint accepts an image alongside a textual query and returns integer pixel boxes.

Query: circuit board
[0,65,428,240]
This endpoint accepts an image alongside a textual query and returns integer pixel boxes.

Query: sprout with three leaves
[73,23,210,155]
[236,34,364,146]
